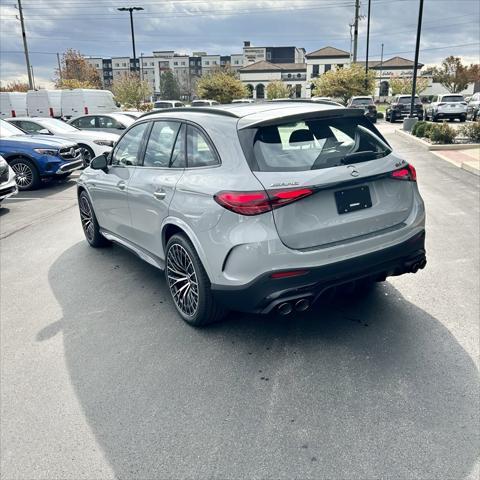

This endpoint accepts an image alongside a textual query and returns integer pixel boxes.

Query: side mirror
[38,128,51,135]
[90,154,108,172]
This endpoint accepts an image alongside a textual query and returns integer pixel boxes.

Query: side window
[18,121,45,133]
[186,126,219,168]
[170,124,186,168]
[111,122,149,167]
[74,116,95,129]
[98,116,122,129]
[142,121,180,168]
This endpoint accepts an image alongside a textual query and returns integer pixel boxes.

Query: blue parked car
[0,119,83,190]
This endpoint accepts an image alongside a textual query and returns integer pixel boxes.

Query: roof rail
[139,107,240,119]
[266,99,344,107]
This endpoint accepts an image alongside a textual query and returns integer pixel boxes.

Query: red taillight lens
[214,187,314,216]
[84,106,89,114]
[390,164,417,181]
[11,110,16,117]
[49,107,54,117]
[271,270,308,279]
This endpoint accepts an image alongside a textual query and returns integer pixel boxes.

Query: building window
[205,61,209,65]
[287,73,292,78]
[312,65,319,77]
[115,63,119,67]
[151,62,154,66]
[234,60,239,65]
[266,52,271,61]
[181,61,185,66]
[297,73,301,78]
[213,61,217,65]
[324,64,331,72]
[122,62,127,67]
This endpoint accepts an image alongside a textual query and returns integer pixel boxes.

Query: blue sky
[0,0,479,87]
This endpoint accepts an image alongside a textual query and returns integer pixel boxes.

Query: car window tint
[186,126,218,168]
[143,121,180,168]
[17,121,45,133]
[170,124,186,168]
[111,122,149,167]
[98,116,121,129]
[74,116,96,129]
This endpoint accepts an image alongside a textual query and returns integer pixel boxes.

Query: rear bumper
[212,230,426,314]
[392,110,423,119]
[434,111,466,119]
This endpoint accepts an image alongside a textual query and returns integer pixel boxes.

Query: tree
[390,75,429,95]
[0,81,29,92]
[312,64,376,104]
[266,80,291,100]
[196,70,248,103]
[112,72,151,109]
[159,70,180,100]
[428,56,474,93]
[55,49,101,89]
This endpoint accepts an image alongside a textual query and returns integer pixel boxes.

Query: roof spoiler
[237,108,364,130]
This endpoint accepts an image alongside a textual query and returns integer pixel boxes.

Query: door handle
[153,190,166,200]
[117,181,126,190]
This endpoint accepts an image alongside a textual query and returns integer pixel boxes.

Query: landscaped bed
[410,121,480,145]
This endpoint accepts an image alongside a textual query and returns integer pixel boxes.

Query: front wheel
[78,191,111,247]
[165,234,226,327]
[9,158,40,190]
[79,145,94,167]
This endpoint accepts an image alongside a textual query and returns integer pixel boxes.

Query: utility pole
[117,6,144,73]
[56,52,63,83]
[409,0,424,119]
[353,0,360,63]
[379,42,384,96]
[364,0,371,90]
[17,0,33,89]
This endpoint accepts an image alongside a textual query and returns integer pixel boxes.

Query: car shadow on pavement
[45,241,479,480]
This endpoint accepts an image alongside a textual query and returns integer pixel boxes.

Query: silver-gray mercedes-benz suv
[77,101,426,326]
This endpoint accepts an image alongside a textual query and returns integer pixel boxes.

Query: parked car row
[0,89,119,119]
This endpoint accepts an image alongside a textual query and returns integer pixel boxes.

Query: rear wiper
[340,150,387,165]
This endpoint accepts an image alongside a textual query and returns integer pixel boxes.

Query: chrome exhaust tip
[278,302,293,316]
[294,298,310,312]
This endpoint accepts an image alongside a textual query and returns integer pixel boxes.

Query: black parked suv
[386,95,424,123]
[346,96,377,123]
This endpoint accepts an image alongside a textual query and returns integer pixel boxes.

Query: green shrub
[458,122,480,143]
[412,120,426,136]
[424,122,435,139]
[376,111,384,119]
[429,122,456,144]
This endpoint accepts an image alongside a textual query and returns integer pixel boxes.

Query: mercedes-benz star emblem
[347,165,360,177]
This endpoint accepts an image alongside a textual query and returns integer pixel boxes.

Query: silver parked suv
[77,101,426,326]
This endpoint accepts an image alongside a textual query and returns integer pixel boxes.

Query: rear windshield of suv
[441,95,464,103]
[398,97,421,104]
[351,98,374,105]
[249,116,391,172]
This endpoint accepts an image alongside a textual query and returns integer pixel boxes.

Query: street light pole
[364,0,371,90]
[352,0,360,62]
[409,0,424,118]
[117,6,143,72]
[17,0,33,89]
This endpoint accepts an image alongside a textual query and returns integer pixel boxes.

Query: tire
[459,115,466,123]
[165,233,227,327]
[78,191,111,248]
[9,158,40,190]
[79,144,94,167]
[432,115,438,122]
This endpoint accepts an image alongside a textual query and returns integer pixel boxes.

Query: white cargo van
[61,89,119,118]
[0,92,28,118]
[26,89,62,118]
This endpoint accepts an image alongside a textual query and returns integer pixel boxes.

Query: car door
[88,121,150,239]
[127,120,185,258]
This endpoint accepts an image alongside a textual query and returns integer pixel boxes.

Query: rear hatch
[239,113,415,250]
[397,97,422,114]
[438,95,467,113]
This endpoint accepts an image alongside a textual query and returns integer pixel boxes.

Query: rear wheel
[9,158,40,190]
[165,234,226,327]
[78,191,110,247]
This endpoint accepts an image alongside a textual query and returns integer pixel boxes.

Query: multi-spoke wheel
[78,191,110,247]
[165,234,226,326]
[79,145,94,167]
[166,243,199,318]
[9,158,40,190]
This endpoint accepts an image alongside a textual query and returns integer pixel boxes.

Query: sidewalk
[431,148,480,176]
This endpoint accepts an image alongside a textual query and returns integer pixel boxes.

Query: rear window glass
[398,97,420,104]
[351,98,373,105]
[154,102,171,108]
[250,117,391,172]
[192,101,209,107]
[441,96,464,102]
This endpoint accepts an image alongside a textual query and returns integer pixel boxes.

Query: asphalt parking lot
[1,124,479,479]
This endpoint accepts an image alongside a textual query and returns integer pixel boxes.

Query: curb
[395,128,480,151]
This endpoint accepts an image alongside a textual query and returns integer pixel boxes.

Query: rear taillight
[49,107,54,117]
[84,106,89,114]
[11,110,16,117]
[390,164,417,182]
[214,187,314,216]
[271,270,309,279]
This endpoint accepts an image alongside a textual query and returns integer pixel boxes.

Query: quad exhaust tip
[295,298,310,312]
[277,298,311,315]
[278,302,293,315]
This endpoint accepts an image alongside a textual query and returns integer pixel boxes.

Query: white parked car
[231,99,255,104]
[0,92,27,118]
[0,154,18,203]
[26,90,62,118]
[425,94,467,122]
[191,99,220,107]
[61,89,119,119]
[67,113,135,134]
[6,117,118,165]
[153,100,185,109]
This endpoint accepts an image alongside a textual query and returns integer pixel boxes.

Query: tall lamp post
[364,0,372,90]
[404,0,424,131]
[117,6,143,72]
